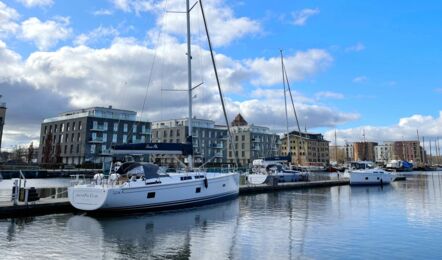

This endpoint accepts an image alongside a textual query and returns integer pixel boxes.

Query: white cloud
[20,16,72,50]
[16,0,53,8]
[292,8,320,26]
[246,49,333,86]
[0,38,355,147]
[0,40,23,81]
[112,0,156,13]
[325,112,442,145]
[0,1,20,37]
[315,91,344,100]
[92,9,114,16]
[353,76,367,83]
[346,42,365,52]
[112,0,261,47]
[74,26,120,46]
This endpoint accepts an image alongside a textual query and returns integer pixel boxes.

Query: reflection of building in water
[66,199,239,259]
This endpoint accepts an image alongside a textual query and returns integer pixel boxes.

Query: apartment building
[38,106,151,165]
[227,114,279,167]
[280,130,330,166]
[392,140,424,163]
[374,142,393,164]
[151,118,227,166]
[353,142,378,162]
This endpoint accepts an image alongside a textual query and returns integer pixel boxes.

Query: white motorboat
[68,1,240,212]
[247,157,308,185]
[344,161,394,185]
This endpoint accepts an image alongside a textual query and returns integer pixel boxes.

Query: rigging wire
[199,0,239,168]
[127,0,169,143]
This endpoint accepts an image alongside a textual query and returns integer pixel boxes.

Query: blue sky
[1,0,441,149]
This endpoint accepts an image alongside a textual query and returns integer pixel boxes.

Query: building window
[92,132,97,140]
[65,134,69,143]
[114,123,118,131]
[61,123,65,132]
[177,129,180,137]
[102,144,106,153]
[112,134,117,143]
[79,121,82,130]
[93,121,98,129]
[60,134,64,143]
[124,123,128,132]
[132,135,136,143]
[90,144,96,154]
[103,133,107,142]
[103,122,108,131]
[64,145,67,154]
[141,136,146,142]
[70,145,73,154]
[54,124,58,133]
[67,123,70,131]
[71,134,75,142]
[72,122,76,131]
[123,135,127,143]
[242,135,245,141]
[77,133,81,142]
[142,125,146,133]
[133,124,137,133]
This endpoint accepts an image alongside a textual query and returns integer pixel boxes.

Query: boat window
[365,177,368,180]
[195,187,201,193]
[147,192,155,198]
[180,176,192,181]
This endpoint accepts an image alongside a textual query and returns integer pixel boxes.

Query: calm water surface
[1,172,442,259]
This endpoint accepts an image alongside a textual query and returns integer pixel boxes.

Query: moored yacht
[68,0,240,212]
[247,156,308,185]
[69,157,239,212]
[344,161,394,185]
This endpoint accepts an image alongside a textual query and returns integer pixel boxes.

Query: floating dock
[0,179,350,218]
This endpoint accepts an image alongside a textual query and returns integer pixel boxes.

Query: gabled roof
[231,113,248,126]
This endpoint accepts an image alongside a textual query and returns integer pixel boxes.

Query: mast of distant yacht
[280,50,291,161]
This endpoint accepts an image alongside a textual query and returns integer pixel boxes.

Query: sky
[0,0,441,152]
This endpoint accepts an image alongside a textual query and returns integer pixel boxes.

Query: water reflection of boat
[67,199,239,259]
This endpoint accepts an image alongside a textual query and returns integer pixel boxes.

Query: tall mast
[186,0,193,170]
[280,50,290,159]
[417,129,422,165]
[334,129,338,162]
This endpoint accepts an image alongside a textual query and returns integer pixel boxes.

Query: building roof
[231,113,248,126]
[43,106,142,123]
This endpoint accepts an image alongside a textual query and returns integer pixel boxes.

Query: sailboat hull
[69,172,239,213]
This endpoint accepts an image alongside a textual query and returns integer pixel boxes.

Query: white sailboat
[68,0,240,212]
[247,50,307,185]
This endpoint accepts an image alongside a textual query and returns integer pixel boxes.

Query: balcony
[210,143,224,149]
[215,152,224,157]
[90,125,106,131]
[89,137,104,143]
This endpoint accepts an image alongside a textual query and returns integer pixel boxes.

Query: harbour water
[1,171,442,259]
